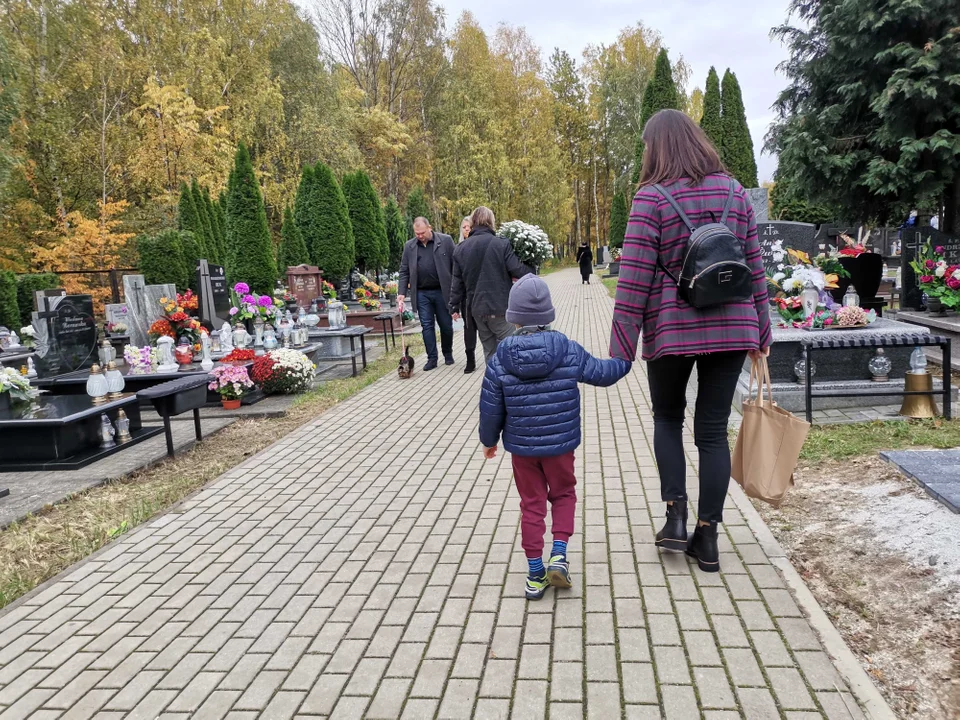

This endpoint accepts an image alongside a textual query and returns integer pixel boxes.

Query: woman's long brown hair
[638,109,728,187]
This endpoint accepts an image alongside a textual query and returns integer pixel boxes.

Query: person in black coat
[449,206,530,364]
[576,242,593,284]
[457,216,479,374]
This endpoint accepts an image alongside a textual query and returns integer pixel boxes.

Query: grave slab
[880,449,960,513]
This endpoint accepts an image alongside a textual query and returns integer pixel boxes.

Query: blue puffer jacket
[479,330,632,457]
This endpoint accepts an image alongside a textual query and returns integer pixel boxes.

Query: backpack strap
[719,180,736,224]
[653,184,696,234]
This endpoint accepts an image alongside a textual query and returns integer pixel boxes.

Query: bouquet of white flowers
[498,220,554,268]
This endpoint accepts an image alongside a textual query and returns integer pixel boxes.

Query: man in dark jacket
[398,217,456,370]
[479,275,631,599]
[450,206,530,367]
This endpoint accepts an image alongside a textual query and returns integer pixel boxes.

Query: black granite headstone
[758,221,818,275]
[901,227,960,309]
[196,260,231,326]
[35,295,98,377]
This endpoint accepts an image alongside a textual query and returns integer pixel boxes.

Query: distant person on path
[576,241,593,284]
[457,215,479,374]
[609,109,771,573]
[398,217,457,371]
[449,206,530,362]
[480,275,631,599]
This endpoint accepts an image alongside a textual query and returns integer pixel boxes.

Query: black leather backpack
[654,181,753,309]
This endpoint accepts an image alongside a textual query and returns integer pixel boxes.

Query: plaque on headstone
[196,260,231,326]
[32,295,98,377]
[901,227,960,309]
[758,221,818,275]
[287,265,323,308]
[104,303,128,327]
[746,188,769,223]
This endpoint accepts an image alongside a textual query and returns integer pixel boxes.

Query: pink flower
[234,282,250,295]
[920,275,935,284]
[229,307,239,316]
[935,246,944,255]
[925,259,936,269]
[948,277,960,290]
[243,294,256,305]
[258,296,273,308]
[824,318,833,326]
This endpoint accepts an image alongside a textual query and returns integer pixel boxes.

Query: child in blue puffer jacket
[480,274,632,599]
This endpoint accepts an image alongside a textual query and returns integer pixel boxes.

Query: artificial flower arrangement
[158,293,203,347]
[804,305,878,330]
[836,233,869,257]
[105,321,128,336]
[353,285,382,310]
[148,318,176,342]
[610,247,622,261]
[767,246,839,296]
[251,348,315,394]
[123,345,158,374]
[221,348,256,363]
[1,366,41,404]
[208,364,254,407]
[384,280,398,297]
[18,326,35,348]
[909,241,960,310]
[322,280,338,299]
[229,282,282,322]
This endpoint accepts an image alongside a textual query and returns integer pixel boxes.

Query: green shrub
[138,230,189,290]
[0,270,18,329]
[224,143,278,294]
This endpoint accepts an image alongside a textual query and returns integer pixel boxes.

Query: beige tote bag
[731,357,810,508]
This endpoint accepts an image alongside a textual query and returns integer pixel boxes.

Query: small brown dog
[398,347,415,379]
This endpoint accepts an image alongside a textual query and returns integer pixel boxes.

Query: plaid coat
[609,174,772,362]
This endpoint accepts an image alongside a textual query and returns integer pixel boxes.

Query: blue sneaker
[525,573,549,600]
[547,555,571,588]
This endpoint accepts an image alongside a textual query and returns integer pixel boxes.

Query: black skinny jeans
[647,351,747,524]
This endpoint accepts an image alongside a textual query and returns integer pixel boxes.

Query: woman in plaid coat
[609,110,772,573]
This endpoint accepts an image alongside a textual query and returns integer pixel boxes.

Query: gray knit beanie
[506,274,555,327]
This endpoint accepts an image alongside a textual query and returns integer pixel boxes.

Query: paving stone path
[0,269,883,719]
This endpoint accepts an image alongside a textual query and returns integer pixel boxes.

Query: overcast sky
[435,0,794,183]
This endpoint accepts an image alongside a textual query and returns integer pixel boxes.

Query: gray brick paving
[0,269,883,718]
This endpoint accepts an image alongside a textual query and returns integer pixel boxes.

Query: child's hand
[483,445,498,459]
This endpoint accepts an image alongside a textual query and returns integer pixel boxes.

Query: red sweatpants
[512,452,577,557]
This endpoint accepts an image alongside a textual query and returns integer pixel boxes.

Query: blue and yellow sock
[527,557,545,578]
[551,540,568,559]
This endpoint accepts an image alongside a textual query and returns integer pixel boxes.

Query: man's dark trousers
[417,289,454,362]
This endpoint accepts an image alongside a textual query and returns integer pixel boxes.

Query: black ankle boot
[464,352,476,374]
[655,501,688,551]
[686,523,720,572]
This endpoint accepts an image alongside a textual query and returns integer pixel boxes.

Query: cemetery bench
[310,326,372,377]
[373,311,399,350]
[801,333,952,423]
[137,375,211,457]
[0,394,162,472]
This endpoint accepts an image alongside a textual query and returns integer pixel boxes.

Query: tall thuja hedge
[384,196,406,270]
[277,205,309,270]
[700,67,722,151]
[296,162,354,283]
[0,270,18,330]
[720,70,758,188]
[178,230,203,282]
[192,180,217,263]
[204,187,225,262]
[224,143,277,294]
[177,182,208,259]
[405,186,432,239]
[15,273,60,327]
[138,230,190,290]
[609,191,629,250]
[344,171,388,273]
[632,49,681,183]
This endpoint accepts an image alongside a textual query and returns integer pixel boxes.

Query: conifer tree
[296,162,354,282]
[720,70,758,188]
[192,179,216,262]
[405,186,432,238]
[632,49,681,183]
[343,171,389,274]
[224,143,277,294]
[384,196,406,271]
[700,67,722,150]
[609,191,629,250]
[0,270,18,330]
[277,204,310,270]
[178,230,203,284]
[138,230,190,290]
[177,182,208,258]
[203,186,225,263]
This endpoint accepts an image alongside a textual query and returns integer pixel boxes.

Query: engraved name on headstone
[757,221,818,275]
